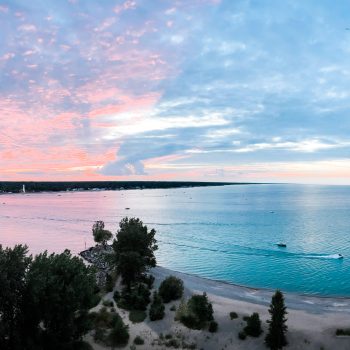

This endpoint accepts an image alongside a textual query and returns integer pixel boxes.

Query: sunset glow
[1,0,350,183]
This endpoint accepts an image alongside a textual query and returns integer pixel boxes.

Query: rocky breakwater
[79,245,113,286]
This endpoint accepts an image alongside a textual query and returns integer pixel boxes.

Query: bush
[159,276,184,303]
[170,305,176,311]
[108,319,129,347]
[243,315,250,321]
[229,311,238,319]
[208,320,218,333]
[129,310,147,323]
[244,313,262,337]
[118,284,151,311]
[134,335,145,345]
[149,291,165,321]
[238,331,246,340]
[165,338,180,348]
[91,307,122,329]
[336,329,350,336]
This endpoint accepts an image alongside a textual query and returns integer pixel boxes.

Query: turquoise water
[1,184,350,296]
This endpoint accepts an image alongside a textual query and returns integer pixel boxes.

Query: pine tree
[265,290,288,349]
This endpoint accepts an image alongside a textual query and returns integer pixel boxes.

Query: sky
[1,0,350,184]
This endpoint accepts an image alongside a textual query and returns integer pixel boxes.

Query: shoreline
[152,266,350,314]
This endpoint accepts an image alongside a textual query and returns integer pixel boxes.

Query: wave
[158,240,344,260]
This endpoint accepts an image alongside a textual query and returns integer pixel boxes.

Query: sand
[86,266,350,349]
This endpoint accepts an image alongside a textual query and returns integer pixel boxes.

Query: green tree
[265,290,288,349]
[92,221,112,247]
[158,276,184,303]
[112,218,157,288]
[0,245,31,350]
[25,250,97,349]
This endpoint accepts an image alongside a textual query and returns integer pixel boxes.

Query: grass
[229,311,238,320]
[336,328,350,336]
[129,310,147,323]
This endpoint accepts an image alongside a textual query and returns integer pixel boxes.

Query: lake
[1,184,350,296]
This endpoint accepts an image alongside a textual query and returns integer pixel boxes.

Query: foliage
[238,331,247,340]
[108,319,129,347]
[149,291,165,321]
[0,245,31,350]
[208,320,218,333]
[25,250,97,347]
[92,221,112,247]
[178,293,214,330]
[165,338,180,348]
[158,276,184,303]
[265,290,288,349]
[112,217,158,287]
[139,273,155,289]
[91,308,129,347]
[244,312,262,337]
[117,284,151,311]
[336,328,350,336]
[134,336,145,345]
[129,310,147,323]
[0,181,231,193]
[229,311,238,319]
[105,273,115,292]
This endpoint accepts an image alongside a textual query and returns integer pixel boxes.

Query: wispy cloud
[1,0,350,183]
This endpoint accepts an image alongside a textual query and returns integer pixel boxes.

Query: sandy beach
[86,266,350,350]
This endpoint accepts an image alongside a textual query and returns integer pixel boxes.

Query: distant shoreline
[0,181,262,194]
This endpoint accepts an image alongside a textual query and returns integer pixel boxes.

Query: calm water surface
[1,184,350,296]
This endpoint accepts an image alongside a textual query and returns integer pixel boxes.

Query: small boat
[276,242,287,248]
[337,254,344,259]
[125,207,130,210]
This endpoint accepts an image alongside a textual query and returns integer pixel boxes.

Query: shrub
[118,284,151,311]
[134,335,145,345]
[108,319,129,347]
[170,305,176,311]
[243,316,250,322]
[159,276,184,303]
[177,293,214,330]
[238,331,246,340]
[244,313,262,337]
[149,291,165,321]
[91,307,116,328]
[129,310,147,323]
[336,329,350,336]
[229,311,238,319]
[93,327,107,343]
[208,320,218,333]
[165,338,180,348]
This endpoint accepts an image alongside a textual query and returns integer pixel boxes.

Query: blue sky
[1,0,350,183]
